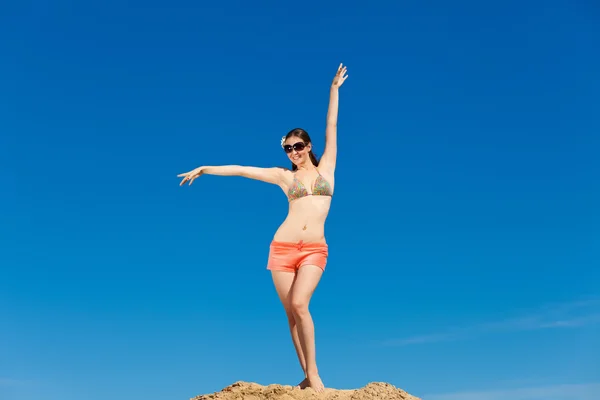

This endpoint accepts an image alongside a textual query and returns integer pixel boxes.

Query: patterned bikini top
[287,170,333,202]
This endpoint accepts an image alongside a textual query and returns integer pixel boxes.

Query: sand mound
[191,381,421,400]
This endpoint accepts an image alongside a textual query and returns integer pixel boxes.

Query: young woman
[178,63,348,393]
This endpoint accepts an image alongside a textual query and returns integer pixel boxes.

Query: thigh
[298,245,328,271]
[267,243,298,273]
[271,270,297,311]
[290,265,324,304]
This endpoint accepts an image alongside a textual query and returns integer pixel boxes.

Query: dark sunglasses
[283,142,307,153]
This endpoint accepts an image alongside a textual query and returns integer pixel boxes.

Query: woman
[178,63,348,393]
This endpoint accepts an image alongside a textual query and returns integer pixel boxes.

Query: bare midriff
[272,196,332,243]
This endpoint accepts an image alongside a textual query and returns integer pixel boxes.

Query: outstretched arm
[319,63,348,173]
[178,165,286,186]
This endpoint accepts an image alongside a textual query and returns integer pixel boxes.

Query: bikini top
[287,170,333,202]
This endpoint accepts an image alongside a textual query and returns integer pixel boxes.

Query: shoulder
[272,166,294,188]
[272,166,293,177]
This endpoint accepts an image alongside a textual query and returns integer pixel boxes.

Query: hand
[178,166,204,186]
[331,63,348,88]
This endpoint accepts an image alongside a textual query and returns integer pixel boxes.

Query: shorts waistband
[270,240,328,249]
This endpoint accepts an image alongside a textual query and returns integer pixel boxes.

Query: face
[283,137,311,165]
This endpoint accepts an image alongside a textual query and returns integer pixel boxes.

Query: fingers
[178,171,203,186]
[177,169,195,177]
[335,64,348,83]
[178,172,192,186]
[178,171,189,186]
[179,175,196,186]
[332,63,348,87]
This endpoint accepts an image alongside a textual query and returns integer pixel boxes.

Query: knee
[285,310,296,325]
[291,298,309,317]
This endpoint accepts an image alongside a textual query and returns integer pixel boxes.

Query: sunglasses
[283,142,307,153]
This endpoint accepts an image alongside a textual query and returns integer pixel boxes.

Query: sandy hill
[191,381,421,400]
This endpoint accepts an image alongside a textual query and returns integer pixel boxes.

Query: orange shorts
[267,240,329,273]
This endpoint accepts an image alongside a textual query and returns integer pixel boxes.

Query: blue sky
[1,1,599,399]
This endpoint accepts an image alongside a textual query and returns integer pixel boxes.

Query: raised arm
[319,63,348,173]
[178,165,286,187]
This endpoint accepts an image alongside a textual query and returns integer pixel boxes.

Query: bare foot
[307,373,325,393]
[296,378,309,389]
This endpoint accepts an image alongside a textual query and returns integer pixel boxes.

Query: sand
[191,381,421,400]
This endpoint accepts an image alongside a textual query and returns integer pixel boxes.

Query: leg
[271,270,309,386]
[290,264,325,392]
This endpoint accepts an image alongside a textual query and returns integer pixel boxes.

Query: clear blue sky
[1,1,599,399]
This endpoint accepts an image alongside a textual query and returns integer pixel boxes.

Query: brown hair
[283,128,319,171]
